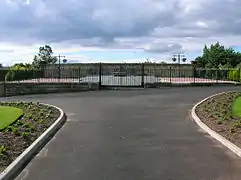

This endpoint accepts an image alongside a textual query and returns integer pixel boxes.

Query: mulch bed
[195,92,241,149]
[0,102,60,172]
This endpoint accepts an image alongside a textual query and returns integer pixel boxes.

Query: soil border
[191,91,241,158]
[0,103,67,180]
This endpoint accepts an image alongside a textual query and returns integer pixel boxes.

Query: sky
[1,0,241,66]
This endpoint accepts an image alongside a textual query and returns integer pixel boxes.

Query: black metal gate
[100,63,144,87]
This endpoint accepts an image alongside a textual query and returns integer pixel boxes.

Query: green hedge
[194,68,240,81]
[5,70,41,81]
[0,69,8,81]
[228,69,240,82]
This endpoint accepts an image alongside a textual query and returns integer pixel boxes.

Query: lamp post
[172,54,187,77]
[53,55,67,81]
[191,60,197,83]
[172,54,186,64]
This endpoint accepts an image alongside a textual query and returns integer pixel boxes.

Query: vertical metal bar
[39,65,42,82]
[193,65,196,84]
[3,69,6,96]
[178,63,181,78]
[99,62,102,88]
[58,55,60,82]
[78,66,81,83]
[169,66,172,83]
[141,63,145,87]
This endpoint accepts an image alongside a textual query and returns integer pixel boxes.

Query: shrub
[5,69,34,81]
[228,69,240,81]
[0,69,8,82]
[0,145,6,155]
[216,69,229,80]
[195,68,216,79]
[5,66,42,82]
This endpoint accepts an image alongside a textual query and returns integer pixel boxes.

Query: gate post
[141,63,145,87]
[216,68,218,83]
[169,66,172,83]
[99,62,102,88]
[0,82,5,97]
[193,65,196,84]
[78,66,81,82]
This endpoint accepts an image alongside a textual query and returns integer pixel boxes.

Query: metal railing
[1,63,240,86]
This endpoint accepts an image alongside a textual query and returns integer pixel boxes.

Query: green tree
[32,45,57,69]
[194,42,241,68]
[194,56,206,68]
[10,63,32,70]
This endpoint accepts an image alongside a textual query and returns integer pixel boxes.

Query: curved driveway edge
[0,103,67,180]
[191,91,241,158]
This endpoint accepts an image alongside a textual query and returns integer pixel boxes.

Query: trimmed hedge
[228,69,240,82]
[195,68,240,81]
[5,69,41,82]
[0,69,8,82]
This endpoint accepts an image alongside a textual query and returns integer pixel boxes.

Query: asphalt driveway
[3,86,241,180]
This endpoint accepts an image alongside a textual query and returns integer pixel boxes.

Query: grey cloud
[145,43,183,53]
[0,0,180,44]
[0,0,241,54]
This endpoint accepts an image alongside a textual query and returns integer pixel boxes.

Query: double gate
[99,63,144,87]
[56,63,195,87]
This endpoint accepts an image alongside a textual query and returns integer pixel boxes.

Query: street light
[172,54,186,64]
[145,57,150,63]
[63,59,67,64]
[53,55,66,81]
[172,54,187,77]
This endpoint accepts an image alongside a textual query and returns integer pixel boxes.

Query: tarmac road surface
[5,86,241,180]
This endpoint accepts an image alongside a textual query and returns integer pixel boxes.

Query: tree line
[3,42,241,82]
[9,41,241,70]
[4,45,57,81]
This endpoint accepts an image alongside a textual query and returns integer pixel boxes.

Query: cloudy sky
[0,0,241,66]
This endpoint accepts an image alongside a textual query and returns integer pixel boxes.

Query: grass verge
[0,101,60,172]
[195,92,241,149]
[232,96,241,118]
[0,106,23,130]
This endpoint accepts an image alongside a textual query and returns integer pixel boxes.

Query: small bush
[0,145,6,155]
[232,122,241,128]
[228,69,240,81]
[5,69,41,82]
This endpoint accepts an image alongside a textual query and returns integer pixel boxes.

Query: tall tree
[32,45,57,69]
[194,42,241,68]
[194,56,206,68]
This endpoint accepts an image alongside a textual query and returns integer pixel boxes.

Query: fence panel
[0,64,240,85]
[101,63,143,87]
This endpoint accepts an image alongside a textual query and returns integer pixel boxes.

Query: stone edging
[191,91,241,158]
[0,103,67,180]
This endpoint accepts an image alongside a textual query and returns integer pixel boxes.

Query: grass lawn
[232,96,241,117]
[0,106,23,130]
